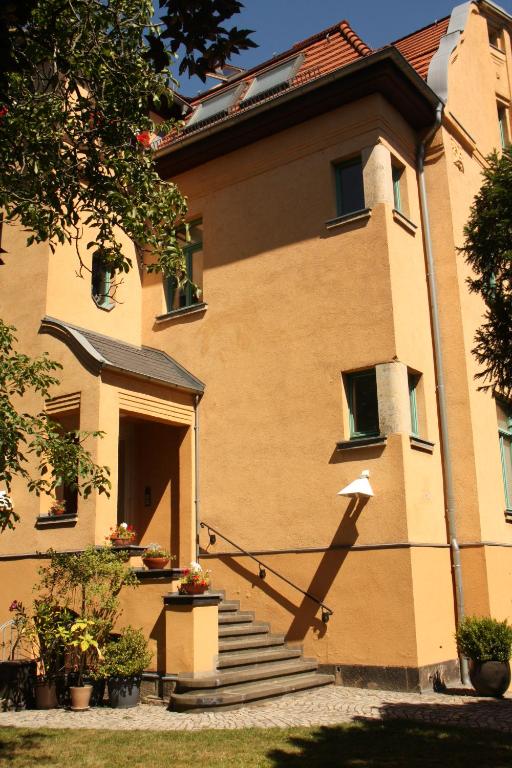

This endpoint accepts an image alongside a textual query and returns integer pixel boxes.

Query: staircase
[170,594,334,712]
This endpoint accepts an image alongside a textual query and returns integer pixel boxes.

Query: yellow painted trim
[45,391,81,415]
[118,389,194,425]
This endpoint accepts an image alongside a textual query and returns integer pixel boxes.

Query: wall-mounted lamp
[337,469,373,499]
[144,486,152,507]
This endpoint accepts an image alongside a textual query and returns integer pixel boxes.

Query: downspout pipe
[417,101,470,686]
[194,394,201,562]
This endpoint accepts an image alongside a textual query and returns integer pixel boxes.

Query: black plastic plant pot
[0,660,36,710]
[107,676,141,708]
[469,660,511,697]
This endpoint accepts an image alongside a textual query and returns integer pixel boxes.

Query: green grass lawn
[0,720,510,768]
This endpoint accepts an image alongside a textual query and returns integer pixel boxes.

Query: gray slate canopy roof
[40,316,204,394]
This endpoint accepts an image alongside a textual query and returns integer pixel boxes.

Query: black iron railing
[200,521,333,623]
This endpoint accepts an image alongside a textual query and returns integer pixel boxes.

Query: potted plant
[58,618,101,710]
[9,599,71,709]
[456,616,512,697]
[141,543,175,570]
[98,627,152,709]
[107,522,137,547]
[35,546,138,706]
[178,562,211,595]
[48,499,66,517]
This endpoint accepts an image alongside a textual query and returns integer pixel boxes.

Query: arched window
[91,255,114,310]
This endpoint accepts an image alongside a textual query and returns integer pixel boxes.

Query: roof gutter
[478,0,512,23]
[417,103,469,686]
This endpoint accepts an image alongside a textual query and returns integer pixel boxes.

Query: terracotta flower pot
[69,684,93,711]
[111,538,134,547]
[34,679,58,709]
[179,583,208,595]
[469,660,511,697]
[142,557,169,570]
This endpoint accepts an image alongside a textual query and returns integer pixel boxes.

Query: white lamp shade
[337,470,373,498]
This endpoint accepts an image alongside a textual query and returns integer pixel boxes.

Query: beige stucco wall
[1,2,512,680]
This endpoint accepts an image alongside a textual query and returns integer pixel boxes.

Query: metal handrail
[0,620,15,662]
[200,521,333,623]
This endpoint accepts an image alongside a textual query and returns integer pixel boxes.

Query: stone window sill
[155,302,208,324]
[392,209,417,235]
[132,567,185,581]
[325,208,372,231]
[36,513,78,528]
[336,435,387,451]
[410,436,435,453]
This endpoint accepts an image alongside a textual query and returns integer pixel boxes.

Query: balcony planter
[179,583,208,595]
[142,556,169,570]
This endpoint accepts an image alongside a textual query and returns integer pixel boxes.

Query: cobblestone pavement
[1,686,511,732]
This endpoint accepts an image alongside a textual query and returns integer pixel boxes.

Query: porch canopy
[39,315,204,394]
[39,315,204,563]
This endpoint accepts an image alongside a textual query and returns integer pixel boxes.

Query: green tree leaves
[0,321,110,531]
[462,148,512,397]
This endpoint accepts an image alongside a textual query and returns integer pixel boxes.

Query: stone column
[376,361,411,435]
[164,593,220,676]
[361,143,394,209]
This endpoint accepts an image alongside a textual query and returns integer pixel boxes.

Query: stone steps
[218,645,302,669]
[169,594,335,712]
[218,621,270,638]
[176,658,319,690]
[219,633,286,652]
[171,671,334,712]
[218,611,255,624]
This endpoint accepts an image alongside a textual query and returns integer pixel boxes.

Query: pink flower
[9,600,20,612]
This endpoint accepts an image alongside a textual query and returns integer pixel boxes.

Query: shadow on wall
[203,495,368,641]
[266,710,512,767]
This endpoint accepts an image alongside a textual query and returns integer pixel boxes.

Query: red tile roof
[160,13,451,148]
[393,17,450,79]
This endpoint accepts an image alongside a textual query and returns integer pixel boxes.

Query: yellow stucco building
[1,0,512,707]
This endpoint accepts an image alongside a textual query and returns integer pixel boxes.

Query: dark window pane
[351,371,379,436]
[336,159,365,216]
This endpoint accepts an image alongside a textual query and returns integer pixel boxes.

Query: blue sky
[174,0,512,96]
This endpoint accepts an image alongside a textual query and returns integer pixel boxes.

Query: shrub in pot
[456,616,512,697]
[8,599,71,709]
[98,627,152,709]
[58,618,101,710]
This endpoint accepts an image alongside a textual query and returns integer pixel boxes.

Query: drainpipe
[417,102,470,686]
[194,395,201,562]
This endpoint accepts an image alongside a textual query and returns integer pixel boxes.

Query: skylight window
[186,86,242,129]
[241,55,303,106]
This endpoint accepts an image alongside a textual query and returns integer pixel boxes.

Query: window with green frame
[164,219,203,313]
[497,400,512,511]
[91,254,114,309]
[347,369,379,438]
[408,373,420,436]
[392,164,403,212]
[498,105,509,149]
[334,157,365,217]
